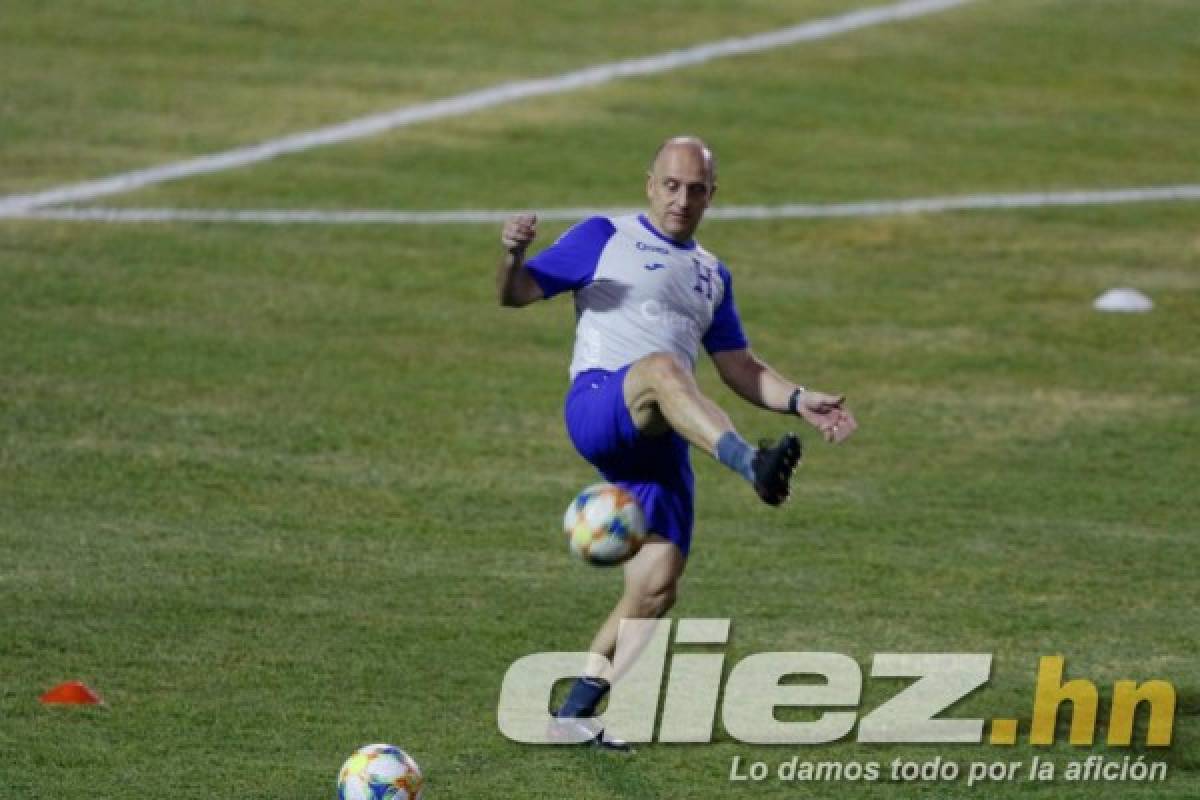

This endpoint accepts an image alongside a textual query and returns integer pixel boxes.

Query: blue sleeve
[524,216,616,298]
[703,263,750,354]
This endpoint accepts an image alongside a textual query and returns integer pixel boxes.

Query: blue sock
[556,676,610,718]
[716,431,756,483]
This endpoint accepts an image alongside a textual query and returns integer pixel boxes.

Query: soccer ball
[337,743,424,800]
[563,483,646,566]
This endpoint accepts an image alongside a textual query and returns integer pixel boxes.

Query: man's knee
[632,582,677,618]
[626,352,692,432]
[622,541,683,618]
[627,352,691,411]
[638,352,690,389]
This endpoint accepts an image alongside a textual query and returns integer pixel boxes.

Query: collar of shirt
[637,214,697,251]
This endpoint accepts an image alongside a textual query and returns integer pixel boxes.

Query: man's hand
[796,391,857,444]
[502,213,538,255]
[497,213,544,307]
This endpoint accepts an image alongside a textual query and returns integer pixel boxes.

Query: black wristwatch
[788,387,806,415]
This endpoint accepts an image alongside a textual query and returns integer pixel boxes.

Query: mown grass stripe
[0,0,973,217]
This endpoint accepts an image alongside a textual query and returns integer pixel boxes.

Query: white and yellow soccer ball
[563,483,646,566]
[337,743,424,800]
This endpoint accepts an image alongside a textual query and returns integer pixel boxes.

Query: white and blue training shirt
[525,214,749,379]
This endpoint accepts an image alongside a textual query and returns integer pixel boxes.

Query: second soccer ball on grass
[337,743,424,800]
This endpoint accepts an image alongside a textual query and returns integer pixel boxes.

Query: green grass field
[2,1,1197,797]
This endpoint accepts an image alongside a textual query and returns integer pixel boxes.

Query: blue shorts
[564,366,695,557]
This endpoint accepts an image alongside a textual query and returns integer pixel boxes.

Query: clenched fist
[502,213,538,255]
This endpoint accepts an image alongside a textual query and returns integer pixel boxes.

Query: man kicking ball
[495,135,857,750]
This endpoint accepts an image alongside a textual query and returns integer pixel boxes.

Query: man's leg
[555,537,683,738]
[584,537,685,680]
[624,352,801,505]
[623,352,731,455]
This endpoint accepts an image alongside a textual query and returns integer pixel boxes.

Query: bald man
[496,136,856,750]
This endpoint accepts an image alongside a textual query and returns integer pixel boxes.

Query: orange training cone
[40,681,104,706]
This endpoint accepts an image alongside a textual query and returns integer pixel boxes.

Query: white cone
[1093,288,1153,313]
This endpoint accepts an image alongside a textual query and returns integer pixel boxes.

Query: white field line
[18,186,1200,225]
[0,0,973,217]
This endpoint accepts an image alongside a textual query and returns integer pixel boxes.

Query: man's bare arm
[711,348,792,411]
[712,348,857,443]
[497,213,544,307]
